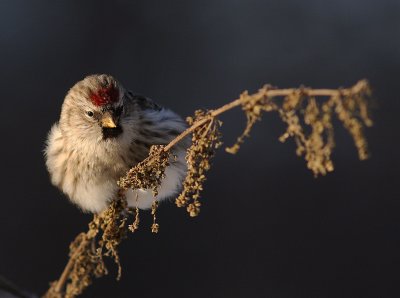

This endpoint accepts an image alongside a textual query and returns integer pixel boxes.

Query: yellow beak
[101,116,117,128]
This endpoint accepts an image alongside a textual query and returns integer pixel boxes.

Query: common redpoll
[45,74,188,213]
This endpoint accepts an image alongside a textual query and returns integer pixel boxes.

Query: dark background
[0,0,399,297]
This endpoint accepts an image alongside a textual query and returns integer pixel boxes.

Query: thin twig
[164,80,368,151]
[53,236,89,294]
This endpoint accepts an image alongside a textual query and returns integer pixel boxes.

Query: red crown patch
[90,85,119,106]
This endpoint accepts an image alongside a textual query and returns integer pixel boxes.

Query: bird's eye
[86,111,94,117]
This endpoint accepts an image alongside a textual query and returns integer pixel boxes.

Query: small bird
[45,74,188,213]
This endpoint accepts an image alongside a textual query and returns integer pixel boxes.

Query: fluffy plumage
[45,74,188,213]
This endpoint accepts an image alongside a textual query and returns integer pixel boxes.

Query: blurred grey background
[0,0,399,297]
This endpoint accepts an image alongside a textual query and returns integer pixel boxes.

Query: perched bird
[45,74,188,213]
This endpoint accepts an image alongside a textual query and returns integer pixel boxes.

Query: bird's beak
[101,113,117,128]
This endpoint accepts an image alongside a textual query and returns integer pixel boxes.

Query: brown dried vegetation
[45,196,128,298]
[45,80,372,297]
[175,110,222,217]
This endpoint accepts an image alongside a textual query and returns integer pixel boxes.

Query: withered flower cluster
[276,81,372,175]
[226,80,372,176]
[226,86,276,154]
[175,110,222,216]
[45,196,128,298]
[118,145,170,196]
[117,145,171,233]
[46,80,372,298]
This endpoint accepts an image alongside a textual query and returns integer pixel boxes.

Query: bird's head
[60,74,127,142]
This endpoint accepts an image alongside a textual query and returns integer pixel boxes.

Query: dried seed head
[277,81,372,176]
[226,80,372,176]
[151,201,159,233]
[128,207,140,233]
[46,196,130,298]
[226,86,276,154]
[118,145,170,196]
[175,110,222,216]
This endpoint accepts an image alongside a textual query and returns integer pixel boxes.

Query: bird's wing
[125,91,162,111]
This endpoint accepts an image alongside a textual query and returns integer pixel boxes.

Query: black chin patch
[102,126,123,139]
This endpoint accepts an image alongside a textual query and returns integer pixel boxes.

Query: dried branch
[45,80,372,297]
[44,196,128,298]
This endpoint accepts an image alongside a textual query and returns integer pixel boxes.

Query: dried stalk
[53,236,89,293]
[164,80,369,151]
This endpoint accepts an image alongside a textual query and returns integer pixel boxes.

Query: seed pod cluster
[226,86,275,154]
[45,196,129,298]
[175,110,222,216]
[277,82,372,176]
[117,145,170,196]
[226,80,372,176]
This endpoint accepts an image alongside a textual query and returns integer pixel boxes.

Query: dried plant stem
[45,197,128,298]
[53,236,89,294]
[164,80,368,152]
